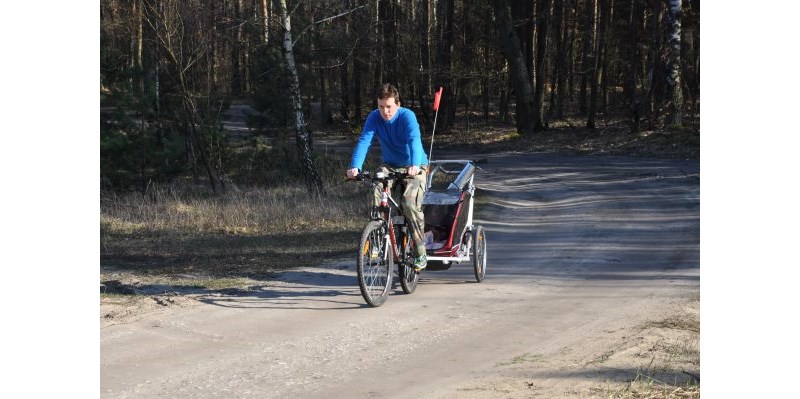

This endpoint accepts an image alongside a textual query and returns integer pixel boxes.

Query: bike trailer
[422,160,479,267]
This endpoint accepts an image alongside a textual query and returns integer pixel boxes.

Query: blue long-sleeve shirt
[349,107,429,170]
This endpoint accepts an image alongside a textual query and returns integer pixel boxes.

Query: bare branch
[292,4,367,47]
[314,4,366,25]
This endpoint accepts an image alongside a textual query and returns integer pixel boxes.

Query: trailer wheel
[472,226,487,282]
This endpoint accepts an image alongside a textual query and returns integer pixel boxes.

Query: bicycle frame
[373,175,410,265]
[351,170,422,306]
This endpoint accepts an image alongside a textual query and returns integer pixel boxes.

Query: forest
[100,0,700,194]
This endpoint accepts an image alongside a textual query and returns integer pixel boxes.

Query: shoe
[412,254,427,271]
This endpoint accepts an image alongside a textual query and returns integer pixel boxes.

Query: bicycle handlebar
[347,170,409,183]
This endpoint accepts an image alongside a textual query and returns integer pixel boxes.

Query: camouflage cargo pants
[373,166,427,257]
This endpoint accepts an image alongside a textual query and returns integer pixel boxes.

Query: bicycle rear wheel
[397,227,419,294]
[357,220,393,307]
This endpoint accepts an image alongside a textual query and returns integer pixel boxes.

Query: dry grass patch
[432,115,699,160]
[598,375,700,399]
[100,179,373,324]
[595,298,700,399]
[101,180,368,288]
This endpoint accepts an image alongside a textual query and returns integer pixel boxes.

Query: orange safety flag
[433,87,443,111]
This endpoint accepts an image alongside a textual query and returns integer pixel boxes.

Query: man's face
[377,97,399,121]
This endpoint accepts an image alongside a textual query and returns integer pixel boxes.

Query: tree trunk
[625,0,642,133]
[435,0,455,130]
[339,4,352,122]
[587,0,607,129]
[663,0,683,128]
[425,0,433,92]
[418,0,431,90]
[579,0,594,114]
[499,72,510,123]
[231,0,244,96]
[511,0,533,89]
[320,62,330,125]
[493,0,536,135]
[379,0,398,82]
[340,58,351,122]
[684,0,699,109]
[566,2,579,105]
[482,76,490,124]
[415,0,433,129]
[532,0,552,131]
[550,0,566,120]
[261,0,270,45]
[353,52,365,123]
[135,0,144,96]
[278,0,324,193]
[179,81,224,193]
[644,3,665,125]
[599,0,614,113]
[352,3,369,123]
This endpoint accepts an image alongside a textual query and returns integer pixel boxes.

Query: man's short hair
[376,83,401,104]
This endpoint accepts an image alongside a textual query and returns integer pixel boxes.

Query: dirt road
[100,152,700,398]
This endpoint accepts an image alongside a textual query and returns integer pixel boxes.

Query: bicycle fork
[386,220,399,263]
[383,229,393,262]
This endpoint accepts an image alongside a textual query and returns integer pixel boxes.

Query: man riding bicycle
[346,83,429,271]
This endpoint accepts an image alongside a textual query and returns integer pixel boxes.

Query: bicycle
[350,170,421,307]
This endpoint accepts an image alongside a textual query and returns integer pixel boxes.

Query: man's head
[376,83,401,121]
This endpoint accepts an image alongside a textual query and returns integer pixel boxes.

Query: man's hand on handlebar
[346,167,420,181]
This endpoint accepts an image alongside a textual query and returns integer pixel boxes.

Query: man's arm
[349,112,378,173]
[402,110,426,175]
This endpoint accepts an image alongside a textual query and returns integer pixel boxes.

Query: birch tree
[278,0,324,193]
[261,0,271,45]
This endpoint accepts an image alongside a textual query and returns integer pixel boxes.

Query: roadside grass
[431,112,699,160]
[101,178,369,295]
[594,298,700,399]
[602,374,700,399]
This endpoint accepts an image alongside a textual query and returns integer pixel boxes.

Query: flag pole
[428,86,443,165]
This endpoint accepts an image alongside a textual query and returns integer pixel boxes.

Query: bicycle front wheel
[357,220,393,307]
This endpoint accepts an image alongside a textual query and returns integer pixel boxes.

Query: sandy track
[101,152,699,398]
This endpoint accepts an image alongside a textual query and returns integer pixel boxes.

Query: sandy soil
[100,152,699,398]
